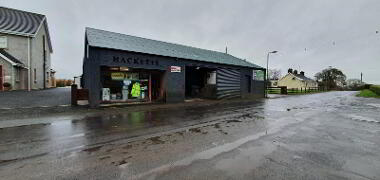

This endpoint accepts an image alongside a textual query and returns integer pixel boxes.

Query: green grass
[356,89,380,98]
[369,85,380,95]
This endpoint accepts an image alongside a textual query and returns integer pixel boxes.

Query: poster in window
[111,72,125,81]
[253,70,264,81]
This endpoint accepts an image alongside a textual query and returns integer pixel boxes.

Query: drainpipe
[43,38,46,89]
[27,37,31,91]
[11,67,14,89]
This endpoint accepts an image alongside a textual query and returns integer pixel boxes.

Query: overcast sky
[1,0,379,84]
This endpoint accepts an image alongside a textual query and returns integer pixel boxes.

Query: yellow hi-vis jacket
[131,82,141,97]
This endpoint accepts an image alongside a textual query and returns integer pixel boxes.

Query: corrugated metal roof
[86,27,263,69]
[0,7,45,36]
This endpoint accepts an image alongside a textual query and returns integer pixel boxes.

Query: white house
[0,6,54,91]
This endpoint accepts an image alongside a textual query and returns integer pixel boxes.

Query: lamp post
[266,51,278,98]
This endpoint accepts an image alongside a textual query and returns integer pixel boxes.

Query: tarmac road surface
[0,91,379,179]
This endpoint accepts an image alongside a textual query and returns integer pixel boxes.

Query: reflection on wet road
[1,91,380,179]
[0,100,264,161]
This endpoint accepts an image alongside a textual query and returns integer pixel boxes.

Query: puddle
[214,142,277,176]
[82,145,103,153]
[129,130,270,179]
[189,128,202,133]
[214,123,221,129]
[149,137,165,144]
[226,120,242,123]
[0,158,18,164]
[99,156,111,160]
[123,144,133,150]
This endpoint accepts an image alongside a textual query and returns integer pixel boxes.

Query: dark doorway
[185,66,216,99]
[150,71,165,102]
[246,75,251,93]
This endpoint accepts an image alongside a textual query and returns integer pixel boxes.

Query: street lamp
[266,51,278,98]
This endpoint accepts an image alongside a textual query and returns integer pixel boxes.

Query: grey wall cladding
[216,68,241,99]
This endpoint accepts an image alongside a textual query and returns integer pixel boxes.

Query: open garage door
[185,66,217,99]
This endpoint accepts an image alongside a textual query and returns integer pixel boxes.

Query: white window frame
[0,36,7,49]
[15,68,20,82]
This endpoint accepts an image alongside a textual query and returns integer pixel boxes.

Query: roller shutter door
[216,68,241,99]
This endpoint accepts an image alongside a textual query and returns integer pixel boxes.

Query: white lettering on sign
[0,36,7,49]
[170,66,181,73]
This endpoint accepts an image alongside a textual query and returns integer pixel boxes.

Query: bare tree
[269,69,282,80]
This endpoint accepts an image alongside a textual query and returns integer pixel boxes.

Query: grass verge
[356,89,380,98]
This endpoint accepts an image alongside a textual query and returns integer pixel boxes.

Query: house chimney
[293,70,298,74]
[288,68,293,73]
[300,71,305,76]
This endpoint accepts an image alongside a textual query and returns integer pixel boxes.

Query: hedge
[370,85,380,95]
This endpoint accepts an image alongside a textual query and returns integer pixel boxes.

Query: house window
[0,36,7,49]
[15,68,20,82]
[46,72,49,82]
[34,68,37,83]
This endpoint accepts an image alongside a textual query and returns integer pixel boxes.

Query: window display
[101,67,150,102]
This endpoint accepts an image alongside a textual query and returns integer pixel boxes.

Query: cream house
[277,69,318,89]
[0,7,54,91]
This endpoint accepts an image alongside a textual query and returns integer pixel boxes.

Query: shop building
[82,28,266,107]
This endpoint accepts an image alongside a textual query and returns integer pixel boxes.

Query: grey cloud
[1,0,379,83]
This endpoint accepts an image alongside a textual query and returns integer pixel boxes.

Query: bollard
[71,84,78,106]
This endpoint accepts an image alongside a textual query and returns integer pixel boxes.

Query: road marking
[367,103,380,108]
[347,114,380,123]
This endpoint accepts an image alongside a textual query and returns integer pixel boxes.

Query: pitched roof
[0,7,45,36]
[293,73,315,82]
[86,28,263,69]
[0,49,25,66]
[0,7,53,52]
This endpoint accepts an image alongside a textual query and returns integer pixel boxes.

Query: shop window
[207,71,216,85]
[101,67,151,102]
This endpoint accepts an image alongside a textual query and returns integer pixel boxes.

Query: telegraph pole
[361,72,363,83]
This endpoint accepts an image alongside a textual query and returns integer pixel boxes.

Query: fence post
[71,84,78,106]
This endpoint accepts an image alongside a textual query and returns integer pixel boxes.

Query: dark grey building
[83,28,265,107]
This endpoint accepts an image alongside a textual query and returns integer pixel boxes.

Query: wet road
[0,91,380,179]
